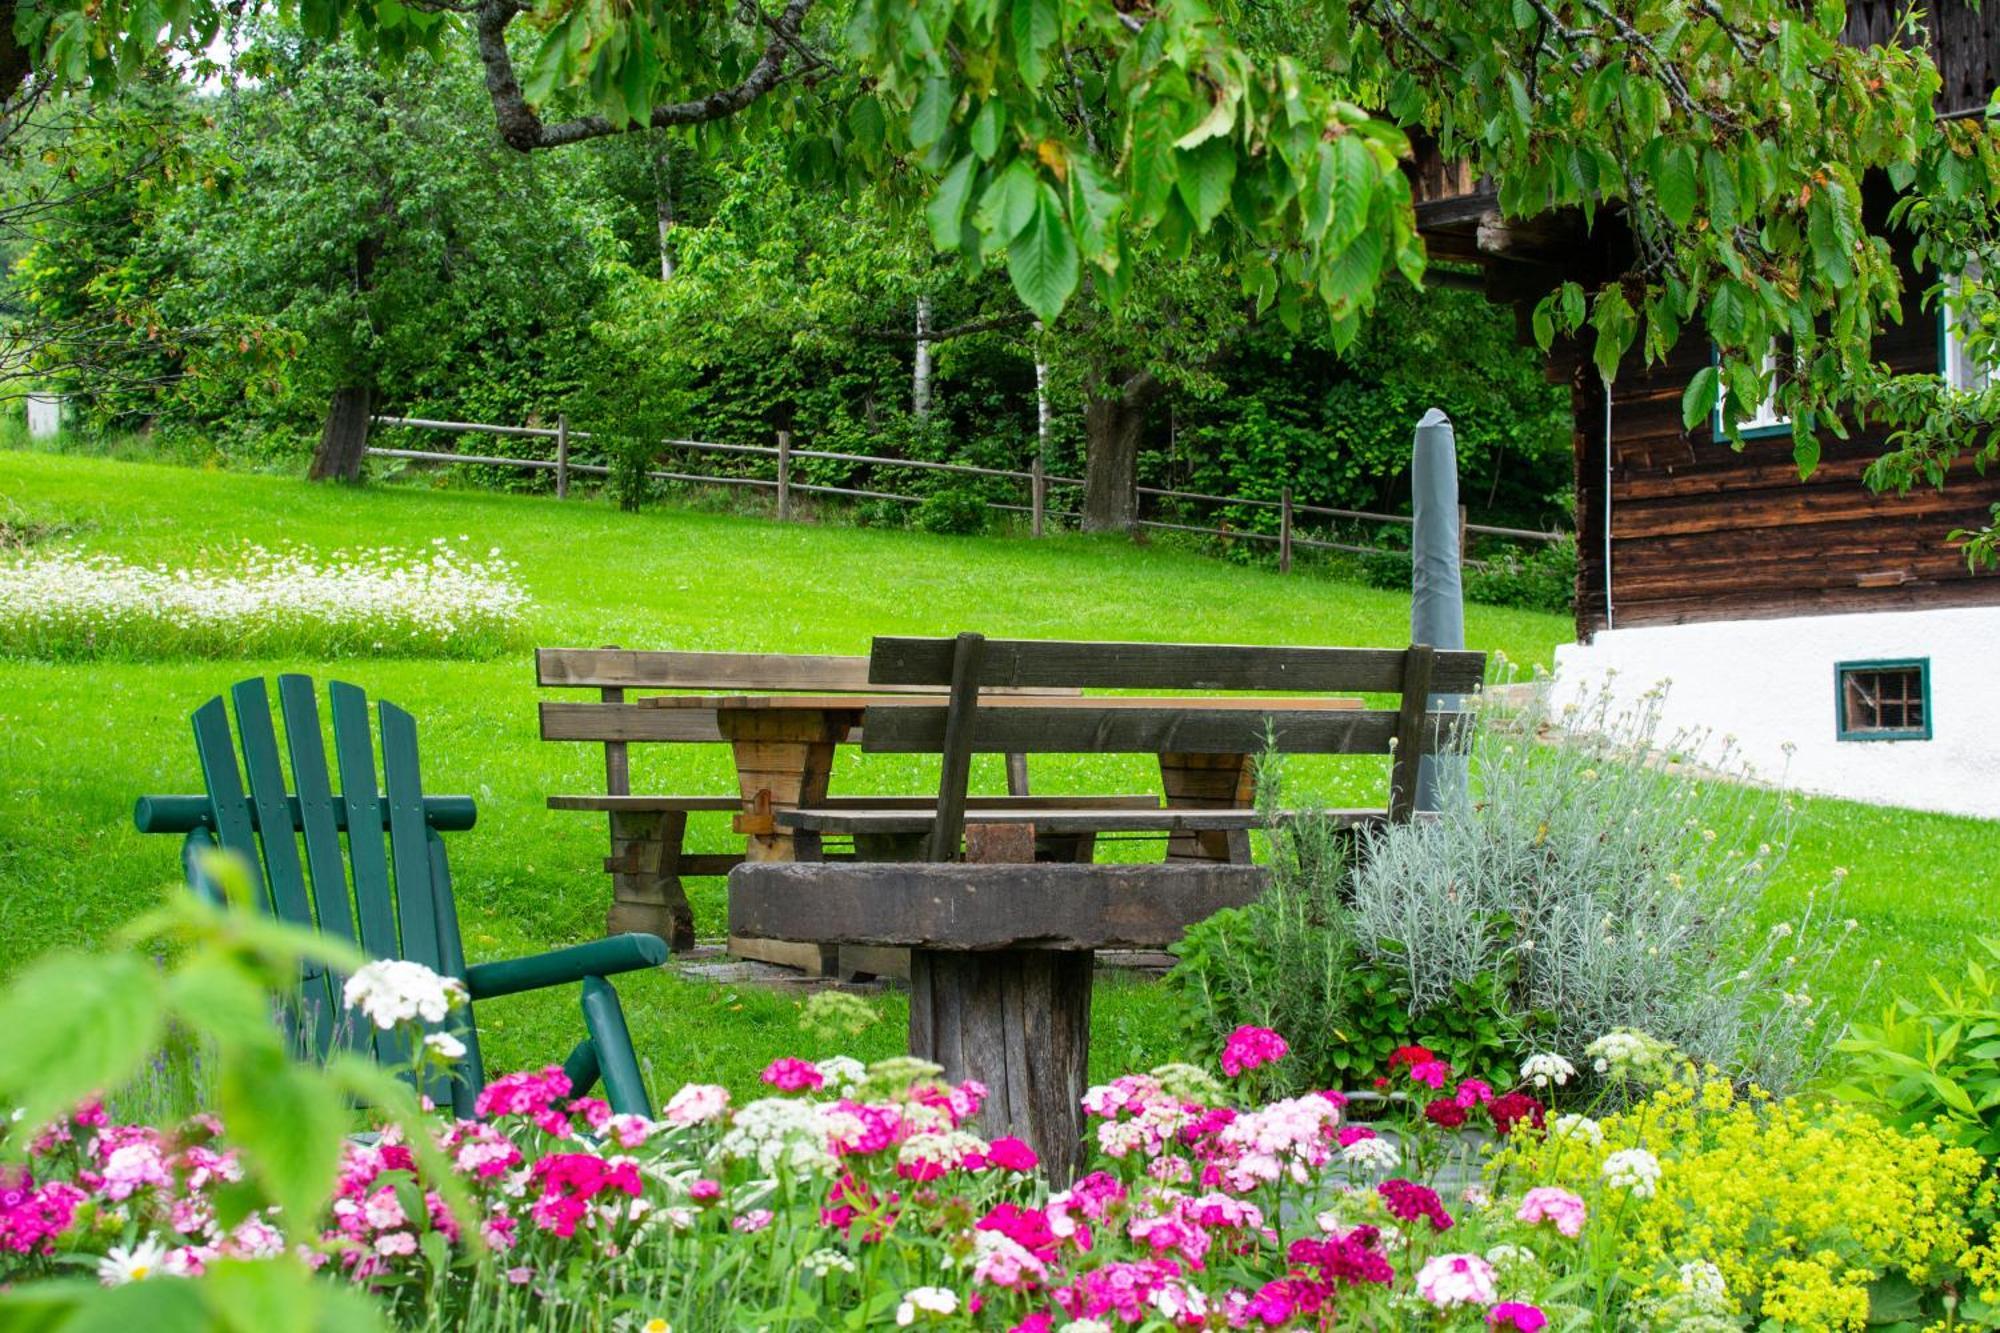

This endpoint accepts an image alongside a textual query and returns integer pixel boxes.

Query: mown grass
[0,447,1990,1101]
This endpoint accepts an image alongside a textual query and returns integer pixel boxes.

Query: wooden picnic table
[636,692,1365,864]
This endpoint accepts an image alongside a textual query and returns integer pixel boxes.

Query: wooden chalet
[1405,3,2000,819]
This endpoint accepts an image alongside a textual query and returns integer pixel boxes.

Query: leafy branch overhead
[6,0,1998,542]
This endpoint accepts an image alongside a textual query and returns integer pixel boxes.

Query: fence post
[555,414,570,499]
[1279,486,1293,574]
[776,430,793,522]
[1457,504,1468,570]
[1031,455,1046,538]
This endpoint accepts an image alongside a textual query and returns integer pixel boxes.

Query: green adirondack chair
[133,675,667,1120]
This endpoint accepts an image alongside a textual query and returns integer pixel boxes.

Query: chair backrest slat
[279,674,366,1056]
[379,701,443,975]
[426,832,482,1117]
[328,682,400,962]
[863,706,1460,755]
[230,680,315,933]
[278,675,359,949]
[190,697,265,904]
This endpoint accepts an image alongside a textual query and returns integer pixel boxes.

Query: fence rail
[366,415,1565,568]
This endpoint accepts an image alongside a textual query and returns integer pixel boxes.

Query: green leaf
[168,955,281,1052]
[973,157,1040,247]
[1006,181,1079,323]
[0,951,164,1139]
[1684,365,1720,431]
[1009,0,1059,89]
[925,154,977,251]
[969,100,1004,161]
[1656,144,1697,228]
[909,77,954,150]
[1793,432,1821,479]
[217,1048,349,1233]
[1173,138,1236,233]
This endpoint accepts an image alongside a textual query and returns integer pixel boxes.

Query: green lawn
[1,448,1991,1101]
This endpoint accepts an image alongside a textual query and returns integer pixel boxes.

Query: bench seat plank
[775,806,1402,835]
[549,793,1164,814]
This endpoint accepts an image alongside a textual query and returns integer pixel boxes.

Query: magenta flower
[1490,1301,1549,1331]
[1220,1025,1290,1077]
[1407,1058,1453,1090]
[980,1137,1040,1172]
[759,1057,826,1093]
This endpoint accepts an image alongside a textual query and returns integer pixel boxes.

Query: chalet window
[1714,343,1792,438]
[1835,659,1932,742]
[1941,268,1994,393]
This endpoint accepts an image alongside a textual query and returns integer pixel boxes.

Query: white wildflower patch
[1600,1148,1663,1198]
[0,540,530,660]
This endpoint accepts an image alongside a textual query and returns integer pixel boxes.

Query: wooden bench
[536,646,1146,956]
[776,636,1487,857]
[731,634,1483,1176]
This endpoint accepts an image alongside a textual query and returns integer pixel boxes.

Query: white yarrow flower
[343,960,468,1030]
[1601,1148,1663,1198]
[1519,1052,1575,1089]
[894,1286,959,1325]
[423,1032,467,1061]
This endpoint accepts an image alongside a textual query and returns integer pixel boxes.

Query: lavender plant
[1348,673,1857,1095]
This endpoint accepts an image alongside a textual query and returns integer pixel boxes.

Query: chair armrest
[465,934,668,1000]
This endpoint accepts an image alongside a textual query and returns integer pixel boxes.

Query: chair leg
[580,976,651,1117]
[562,1036,601,1101]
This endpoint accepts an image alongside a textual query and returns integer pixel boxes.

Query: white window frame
[1941,267,1994,393]
[1714,343,1791,438]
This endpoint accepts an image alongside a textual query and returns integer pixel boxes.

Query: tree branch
[476,0,817,153]
[857,310,1040,342]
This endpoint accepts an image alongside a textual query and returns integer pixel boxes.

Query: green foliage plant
[1836,938,2000,1158]
[911,486,989,535]
[0,852,469,1333]
[1499,1066,1991,1331]
[1346,676,1857,1098]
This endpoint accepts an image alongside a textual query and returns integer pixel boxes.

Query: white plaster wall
[1551,606,2000,820]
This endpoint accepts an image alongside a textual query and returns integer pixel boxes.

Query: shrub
[1501,1068,1989,1331]
[1173,683,1853,1101]
[1346,680,1854,1098]
[1835,937,2000,1157]
[1463,534,1576,614]
[912,486,990,535]
[1169,809,1523,1092]
[0,540,532,660]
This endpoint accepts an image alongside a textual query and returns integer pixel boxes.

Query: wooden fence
[366,415,1565,570]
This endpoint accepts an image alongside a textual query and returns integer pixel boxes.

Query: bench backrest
[536,646,1069,796]
[866,635,1486,860]
[133,675,480,1112]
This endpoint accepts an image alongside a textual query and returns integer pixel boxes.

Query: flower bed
[0,539,531,660]
[6,1007,1994,1331]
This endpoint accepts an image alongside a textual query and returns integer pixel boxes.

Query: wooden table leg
[605,809,696,951]
[719,708,851,975]
[1158,751,1255,864]
[909,947,1092,1188]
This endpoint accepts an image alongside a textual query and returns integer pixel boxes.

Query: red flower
[1376,1178,1453,1232]
[1487,1091,1547,1136]
[1423,1097,1468,1129]
[1387,1045,1436,1073]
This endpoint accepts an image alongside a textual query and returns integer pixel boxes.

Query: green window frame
[1834,658,1932,743]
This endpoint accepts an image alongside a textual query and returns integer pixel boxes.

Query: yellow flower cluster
[1501,1068,1986,1332]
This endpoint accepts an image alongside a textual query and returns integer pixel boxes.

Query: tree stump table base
[729,860,1266,1183]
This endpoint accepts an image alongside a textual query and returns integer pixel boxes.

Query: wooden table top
[636,693,1367,711]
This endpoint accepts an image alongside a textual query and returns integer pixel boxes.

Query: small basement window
[1835,659,1932,742]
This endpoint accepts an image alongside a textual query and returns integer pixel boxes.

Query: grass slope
[1,449,1989,1099]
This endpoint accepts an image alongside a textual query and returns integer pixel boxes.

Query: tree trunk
[310,384,374,482]
[1081,372,1161,533]
[913,295,933,420]
[653,143,676,281]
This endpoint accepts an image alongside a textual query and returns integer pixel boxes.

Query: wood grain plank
[870,637,1488,693]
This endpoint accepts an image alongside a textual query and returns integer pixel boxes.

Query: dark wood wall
[1571,283,2000,638]
[1843,0,1998,118]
